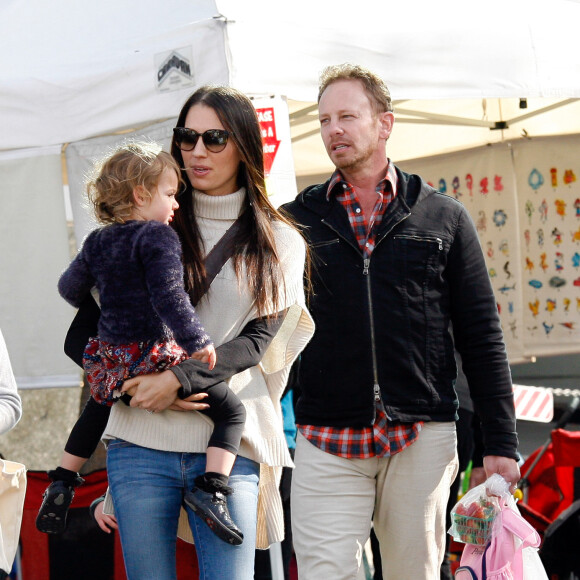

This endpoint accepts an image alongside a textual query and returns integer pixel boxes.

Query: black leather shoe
[184,487,244,545]
[36,480,77,534]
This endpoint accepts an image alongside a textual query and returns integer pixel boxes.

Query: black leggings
[64,381,246,459]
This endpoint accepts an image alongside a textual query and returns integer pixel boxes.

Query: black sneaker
[184,487,244,545]
[36,480,77,534]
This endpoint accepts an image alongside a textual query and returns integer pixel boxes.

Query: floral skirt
[83,337,188,406]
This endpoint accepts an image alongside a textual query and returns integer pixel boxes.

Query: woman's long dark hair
[171,85,297,317]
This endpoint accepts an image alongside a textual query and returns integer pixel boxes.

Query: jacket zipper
[322,215,411,423]
[393,234,444,251]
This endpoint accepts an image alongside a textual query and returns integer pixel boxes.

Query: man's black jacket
[282,167,518,460]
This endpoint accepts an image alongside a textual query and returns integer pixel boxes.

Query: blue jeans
[107,439,260,580]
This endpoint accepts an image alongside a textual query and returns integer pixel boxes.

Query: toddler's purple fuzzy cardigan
[58,220,211,355]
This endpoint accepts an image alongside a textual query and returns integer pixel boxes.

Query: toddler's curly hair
[87,140,182,224]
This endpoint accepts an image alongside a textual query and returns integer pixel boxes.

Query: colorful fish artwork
[498,283,516,294]
[549,276,566,288]
[529,279,543,289]
[560,322,576,330]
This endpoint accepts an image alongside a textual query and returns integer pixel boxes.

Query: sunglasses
[173,127,231,153]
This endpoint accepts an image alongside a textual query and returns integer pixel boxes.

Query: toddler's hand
[191,344,217,370]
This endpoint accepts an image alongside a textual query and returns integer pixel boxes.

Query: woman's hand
[121,369,182,413]
[94,501,118,534]
[168,392,210,412]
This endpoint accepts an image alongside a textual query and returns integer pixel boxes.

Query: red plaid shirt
[298,162,423,459]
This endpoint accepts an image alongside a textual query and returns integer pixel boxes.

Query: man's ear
[133,185,147,207]
[378,111,395,140]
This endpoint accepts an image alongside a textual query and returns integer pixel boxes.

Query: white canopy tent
[1,0,580,388]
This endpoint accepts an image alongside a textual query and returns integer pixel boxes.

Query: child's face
[139,167,180,225]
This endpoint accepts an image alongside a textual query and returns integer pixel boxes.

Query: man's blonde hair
[318,63,393,115]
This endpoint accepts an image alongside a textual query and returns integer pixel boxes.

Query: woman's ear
[133,186,147,207]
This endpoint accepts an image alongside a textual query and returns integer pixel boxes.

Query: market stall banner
[400,135,580,362]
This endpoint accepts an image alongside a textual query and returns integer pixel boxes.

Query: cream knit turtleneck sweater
[103,187,314,548]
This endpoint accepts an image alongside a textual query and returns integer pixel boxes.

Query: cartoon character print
[476,211,486,233]
[525,201,534,224]
[555,199,566,219]
[466,173,474,197]
[563,169,576,185]
[538,199,548,223]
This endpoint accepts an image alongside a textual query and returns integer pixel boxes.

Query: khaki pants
[291,423,459,580]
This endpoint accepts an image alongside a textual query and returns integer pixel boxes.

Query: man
[282,64,520,580]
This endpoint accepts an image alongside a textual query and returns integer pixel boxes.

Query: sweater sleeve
[171,313,285,398]
[58,235,97,308]
[0,329,22,434]
[138,223,212,354]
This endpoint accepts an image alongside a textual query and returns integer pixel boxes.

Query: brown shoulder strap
[192,216,243,305]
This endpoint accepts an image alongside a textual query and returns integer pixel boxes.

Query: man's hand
[483,455,521,494]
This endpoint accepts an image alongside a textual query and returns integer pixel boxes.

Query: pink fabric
[456,501,541,579]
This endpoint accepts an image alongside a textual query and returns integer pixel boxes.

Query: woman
[73,86,313,579]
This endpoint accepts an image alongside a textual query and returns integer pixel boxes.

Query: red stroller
[517,396,580,580]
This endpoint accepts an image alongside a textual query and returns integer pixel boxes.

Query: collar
[193,187,246,221]
[326,160,398,200]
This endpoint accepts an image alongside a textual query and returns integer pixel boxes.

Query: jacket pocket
[310,237,343,267]
[390,234,446,397]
